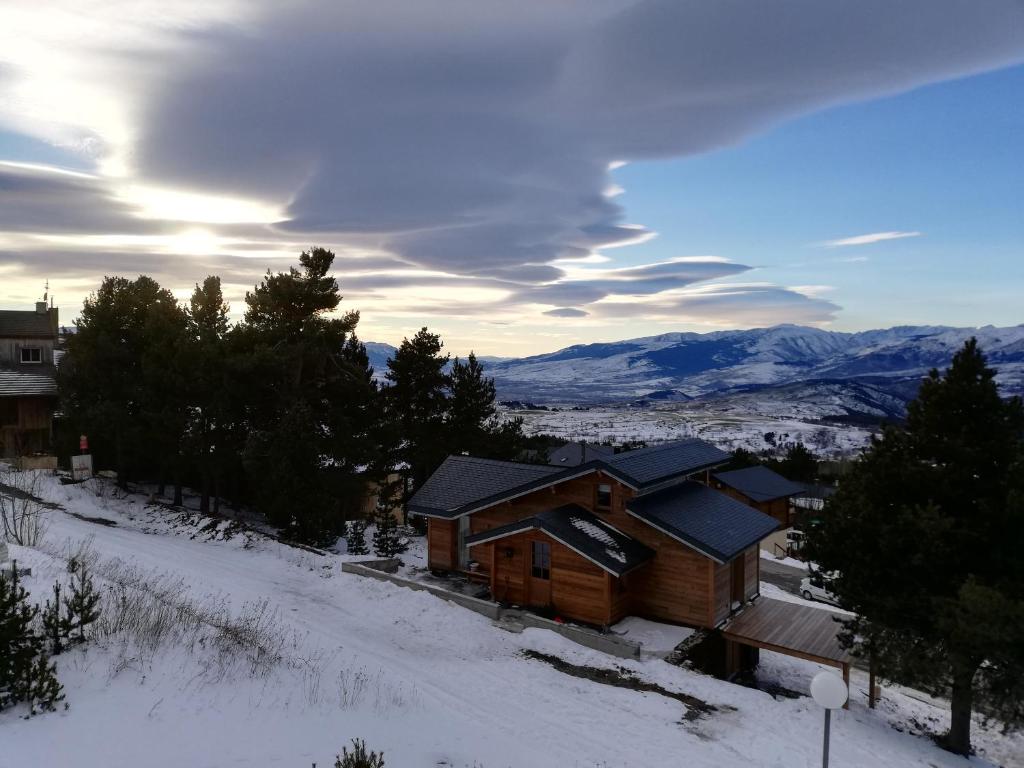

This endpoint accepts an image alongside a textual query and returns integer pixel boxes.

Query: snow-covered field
[512,403,874,456]
[2,472,1020,767]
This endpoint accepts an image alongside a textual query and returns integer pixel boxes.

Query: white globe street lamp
[811,671,849,768]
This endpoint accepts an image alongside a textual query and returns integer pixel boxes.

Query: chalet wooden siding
[717,486,791,527]
[464,475,610,573]
[483,530,615,626]
[427,518,458,571]
[744,546,759,600]
[421,463,772,629]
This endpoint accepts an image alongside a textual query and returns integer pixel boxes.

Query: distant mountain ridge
[365,324,1024,416]
[485,323,1024,409]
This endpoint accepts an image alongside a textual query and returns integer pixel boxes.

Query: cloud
[125,0,1020,277]
[1,1,1023,341]
[821,231,922,247]
[592,284,841,326]
[543,307,590,318]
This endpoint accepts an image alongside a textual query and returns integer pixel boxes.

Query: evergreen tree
[239,249,380,544]
[346,519,369,556]
[0,567,62,713]
[64,563,101,645]
[721,447,762,471]
[59,275,187,487]
[774,442,817,483]
[806,339,1024,755]
[334,738,385,768]
[186,276,232,514]
[41,582,72,655]
[384,328,450,492]
[446,352,527,461]
[371,470,407,558]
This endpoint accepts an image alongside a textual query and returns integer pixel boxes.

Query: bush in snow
[333,739,385,768]
[0,567,64,714]
[346,519,368,555]
[0,470,48,547]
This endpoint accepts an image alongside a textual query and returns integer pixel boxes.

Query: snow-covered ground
[2,472,1021,767]
[511,403,874,456]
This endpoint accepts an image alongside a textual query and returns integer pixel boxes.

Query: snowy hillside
[3,473,1022,767]
[486,324,1024,406]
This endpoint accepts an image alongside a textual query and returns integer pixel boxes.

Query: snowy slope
[485,324,1024,406]
[2,474,1022,767]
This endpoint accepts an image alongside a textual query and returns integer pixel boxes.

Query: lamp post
[811,670,848,768]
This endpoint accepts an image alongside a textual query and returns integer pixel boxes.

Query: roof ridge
[443,454,560,470]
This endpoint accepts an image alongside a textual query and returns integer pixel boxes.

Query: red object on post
[79,435,88,452]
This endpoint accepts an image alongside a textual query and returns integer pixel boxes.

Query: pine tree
[25,655,64,714]
[371,507,401,558]
[239,249,381,545]
[41,582,72,655]
[346,519,369,556]
[385,328,450,491]
[447,352,527,462]
[0,567,61,713]
[64,563,100,645]
[806,339,1024,755]
[334,738,384,768]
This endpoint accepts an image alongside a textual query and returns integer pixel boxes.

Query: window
[596,483,612,509]
[20,347,42,364]
[531,541,551,579]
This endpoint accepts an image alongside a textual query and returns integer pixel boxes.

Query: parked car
[800,571,841,606]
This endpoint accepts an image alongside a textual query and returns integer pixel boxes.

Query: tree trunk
[173,452,183,507]
[944,658,976,756]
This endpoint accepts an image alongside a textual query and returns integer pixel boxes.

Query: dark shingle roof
[407,455,562,516]
[547,441,615,467]
[0,370,58,398]
[605,438,730,487]
[410,438,733,518]
[0,310,55,339]
[713,465,807,503]
[465,504,654,577]
[627,481,779,563]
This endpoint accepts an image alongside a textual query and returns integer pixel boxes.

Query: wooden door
[528,540,552,607]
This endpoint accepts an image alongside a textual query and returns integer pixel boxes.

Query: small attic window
[21,347,42,364]
[596,483,612,509]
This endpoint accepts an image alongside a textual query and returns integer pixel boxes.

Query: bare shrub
[0,470,49,547]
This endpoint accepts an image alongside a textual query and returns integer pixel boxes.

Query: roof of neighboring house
[627,481,779,563]
[547,441,615,467]
[408,438,732,519]
[0,310,56,339]
[465,504,654,577]
[407,455,563,516]
[0,370,58,398]
[712,465,807,503]
[605,439,730,487]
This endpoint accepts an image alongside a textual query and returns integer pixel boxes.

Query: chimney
[36,301,48,314]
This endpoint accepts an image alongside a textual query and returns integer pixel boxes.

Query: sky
[0,1,1022,357]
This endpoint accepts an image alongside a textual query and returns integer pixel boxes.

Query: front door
[528,540,552,607]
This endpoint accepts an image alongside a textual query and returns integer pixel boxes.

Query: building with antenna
[0,288,60,460]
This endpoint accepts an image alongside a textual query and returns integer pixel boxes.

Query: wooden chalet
[0,302,60,460]
[712,465,807,528]
[409,438,854,693]
[408,439,779,629]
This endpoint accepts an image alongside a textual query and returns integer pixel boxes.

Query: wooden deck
[722,597,853,668]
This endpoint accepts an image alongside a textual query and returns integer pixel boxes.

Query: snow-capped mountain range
[366,324,1024,416]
